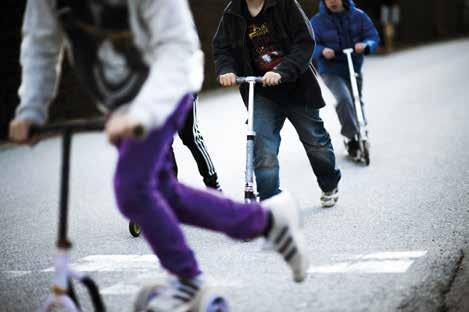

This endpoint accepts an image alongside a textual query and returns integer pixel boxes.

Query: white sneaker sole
[320,195,339,208]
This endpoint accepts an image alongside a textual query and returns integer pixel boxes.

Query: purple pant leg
[113,94,268,279]
[158,166,267,239]
[114,95,200,278]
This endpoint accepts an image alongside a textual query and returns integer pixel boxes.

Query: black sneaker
[203,175,222,192]
[346,139,360,159]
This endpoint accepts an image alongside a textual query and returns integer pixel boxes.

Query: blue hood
[319,0,356,14]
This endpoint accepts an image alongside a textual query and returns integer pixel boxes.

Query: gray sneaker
[262,192,309,283]
[320,187,339,208]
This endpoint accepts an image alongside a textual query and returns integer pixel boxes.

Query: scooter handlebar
[29,118,145,139]
[29,118,106,136]
[327,49,356,56]
[236,76,263,84]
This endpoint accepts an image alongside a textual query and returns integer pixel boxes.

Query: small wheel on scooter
[199,294,229,312]
[129,221,141,237]
[363,141,370,166]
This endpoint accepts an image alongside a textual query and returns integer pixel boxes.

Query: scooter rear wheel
[363,141,370,166]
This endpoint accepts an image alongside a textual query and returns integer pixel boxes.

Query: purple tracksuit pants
[113,94,268,279]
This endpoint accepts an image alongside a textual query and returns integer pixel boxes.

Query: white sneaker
[134,275,207,312]
[320,187,339,208]
[262,192,309,283]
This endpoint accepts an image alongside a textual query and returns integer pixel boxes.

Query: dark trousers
[253,94,341,199]
[322,74,366,140]
[169,95,220,189]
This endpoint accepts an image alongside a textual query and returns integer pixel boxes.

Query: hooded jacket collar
[226,0,278,17]
[319,0,355,15]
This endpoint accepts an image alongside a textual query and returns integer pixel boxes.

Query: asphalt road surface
[1,39,469,311]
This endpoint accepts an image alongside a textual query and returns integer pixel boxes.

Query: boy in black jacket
[213,0,341,207]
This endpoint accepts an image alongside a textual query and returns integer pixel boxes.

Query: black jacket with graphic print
[213,0,325,108]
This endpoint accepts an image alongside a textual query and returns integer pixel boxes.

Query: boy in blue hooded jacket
[310,0,379,158]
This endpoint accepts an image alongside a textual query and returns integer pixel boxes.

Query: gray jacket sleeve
[17,0,204,132]
[127,0,204,132]
[17,0,64,125]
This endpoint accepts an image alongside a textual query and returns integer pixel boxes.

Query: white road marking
[3,250,428,288]
[101,273,244,296]
[101,283,141,295]
[308,250,427,274]
[308,260,414,274]
[42,255,161,273]
[354,251,428,260]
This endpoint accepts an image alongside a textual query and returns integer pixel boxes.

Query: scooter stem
[343,49,361,104]
[236,76,262,202]
[343,49,367,139]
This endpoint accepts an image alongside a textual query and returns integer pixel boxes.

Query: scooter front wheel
[129,222,141,237]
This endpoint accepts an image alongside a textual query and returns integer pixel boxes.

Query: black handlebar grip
[29,125,40,138]
[133,125,145,138]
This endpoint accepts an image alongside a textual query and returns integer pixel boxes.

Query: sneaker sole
[320,196,339,208]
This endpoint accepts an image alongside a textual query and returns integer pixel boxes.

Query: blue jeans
[321,74,365,140]
[253,94,341,200]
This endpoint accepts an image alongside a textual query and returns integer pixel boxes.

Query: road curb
[446,248,469,312]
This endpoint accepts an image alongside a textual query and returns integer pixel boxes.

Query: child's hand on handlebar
[106,113,141,145]
[9,119,34,144]
[218,73,237,87]
[262,72,282,86]
[322,48,336,60]
[354,43,367,54]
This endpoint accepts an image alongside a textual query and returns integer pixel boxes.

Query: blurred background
[1,0,469,140]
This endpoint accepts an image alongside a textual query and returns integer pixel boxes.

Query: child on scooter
[310,0,379,159]
[9,1,308,310]
[213,0,342,208]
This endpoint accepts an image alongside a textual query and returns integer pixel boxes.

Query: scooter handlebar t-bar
[30,118,106,136]
[29,117,145,138]
[342,48,355,55]
[329,49,354,57]
[236,76,264,84]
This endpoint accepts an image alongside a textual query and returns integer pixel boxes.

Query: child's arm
[272,0,315,83]
[212,15,237,79]
[359,11,380,54]
[16,0,65,126]
[126,0,204,134]
[310,17,327,61]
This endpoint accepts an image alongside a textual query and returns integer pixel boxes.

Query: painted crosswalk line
[42,255,161,273]
[101,272,244,296]
[2,250,428,286]
[308,250,427,274]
